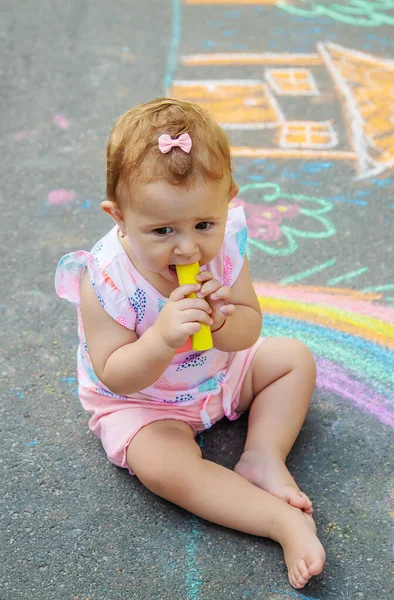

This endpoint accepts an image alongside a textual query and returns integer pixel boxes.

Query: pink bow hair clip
[158,132,192,154]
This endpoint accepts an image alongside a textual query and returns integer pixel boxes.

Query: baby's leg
[127,419,325,589]
[234,338,316,514]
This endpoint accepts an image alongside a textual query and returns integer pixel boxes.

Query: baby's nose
[174,237,198,257]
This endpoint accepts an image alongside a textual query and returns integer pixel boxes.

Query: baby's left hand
[195,270,235,330]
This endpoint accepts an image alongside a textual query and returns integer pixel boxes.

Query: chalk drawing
[12,115,70,142]
[280,121,337,149]
[361,284,394,293]
[48,189,77,205]
[325,521,352,539]
[12,130,38,141]
[326,194,368,207]
[26,440,39,447]
[265,68,320,96]
[163,0,182,91]
[61,376,78,398]
[181,52,323,66]
[318,42,394,179]
[170,80,285,129]
[234,182,335,256]
[176,42,394,179]
[277,0,394,27]
[255,283,394,428]
[280,259,336,284]
[327,267,368,287]
[184,516,202,599]
[53,114,71,129]
[230,148,356,160]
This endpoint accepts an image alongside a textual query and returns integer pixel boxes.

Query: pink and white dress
[55,207,263,470]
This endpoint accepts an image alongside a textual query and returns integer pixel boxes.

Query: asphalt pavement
[1,1,393,599]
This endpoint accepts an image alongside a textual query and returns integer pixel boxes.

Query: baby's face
[122,178,231,282]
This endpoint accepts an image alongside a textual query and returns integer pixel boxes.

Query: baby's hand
[195,271,235,330]
[154,284,213,349]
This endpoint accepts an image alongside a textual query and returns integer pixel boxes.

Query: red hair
[106,97,235,205]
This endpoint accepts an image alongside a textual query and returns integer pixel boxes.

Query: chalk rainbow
[255,283,394,429]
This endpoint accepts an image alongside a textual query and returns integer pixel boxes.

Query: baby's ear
[101,200,125,228]
[228,180,239,202]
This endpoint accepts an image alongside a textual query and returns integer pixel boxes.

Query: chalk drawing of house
[169,42,394,179]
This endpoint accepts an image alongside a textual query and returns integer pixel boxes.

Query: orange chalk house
[170,43,394,179]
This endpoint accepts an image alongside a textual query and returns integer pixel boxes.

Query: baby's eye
[154,227,173,236]
[195,221,212,231]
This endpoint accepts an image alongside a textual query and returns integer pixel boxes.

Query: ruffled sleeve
[222,206,248,287]
[54,250,136,330]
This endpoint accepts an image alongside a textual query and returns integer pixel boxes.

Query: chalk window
[265,69,319,96]
[169,80,285,129]
[280,121,338,149]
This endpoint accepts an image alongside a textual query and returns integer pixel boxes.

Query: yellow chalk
[176,262,213,351]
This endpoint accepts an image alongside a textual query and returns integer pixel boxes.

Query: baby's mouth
[168,264,178,279]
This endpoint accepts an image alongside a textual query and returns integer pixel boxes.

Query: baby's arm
[211,256,262,352]
[80,271,175,395]
[80,270,212,396]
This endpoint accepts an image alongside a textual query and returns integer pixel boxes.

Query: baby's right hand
[154,284,213,349]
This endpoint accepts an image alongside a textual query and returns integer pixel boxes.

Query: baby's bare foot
[278,510,326,589]
[234,450,313,514]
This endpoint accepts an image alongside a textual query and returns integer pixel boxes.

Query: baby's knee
[284,338,316,374]
[127,426,201,501]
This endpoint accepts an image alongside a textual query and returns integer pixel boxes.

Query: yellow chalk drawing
[265,68,319,95]
[169,80,284,128]
[318,42,394,178]
[182,53,323,66]
[173,43,394,178]
[326,522,353,539]
[280,121,338,149]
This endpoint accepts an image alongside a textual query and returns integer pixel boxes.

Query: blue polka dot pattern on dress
[92,241,103,259]
[175,393,194,403]
[129,288,147,324]
[90,279,106,307]
[176,352,207,371]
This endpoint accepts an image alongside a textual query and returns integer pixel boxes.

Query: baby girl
[55,97,326,589]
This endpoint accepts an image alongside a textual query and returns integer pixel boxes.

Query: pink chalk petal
[53,114,71,129]
[13,130,38,141]
[48,189,77,205]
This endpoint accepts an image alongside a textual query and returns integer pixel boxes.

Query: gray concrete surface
[1,1,393,599]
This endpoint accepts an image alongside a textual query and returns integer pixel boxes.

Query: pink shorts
[78,338,264,472]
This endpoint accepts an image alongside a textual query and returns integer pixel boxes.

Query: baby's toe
[289,560,309,589]
[284,487,312,512]
[300,492,313,514]
[306,550,326,576]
